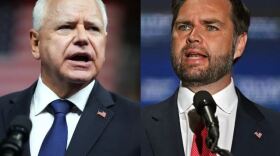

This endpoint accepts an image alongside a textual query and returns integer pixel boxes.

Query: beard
[171,42,235,87]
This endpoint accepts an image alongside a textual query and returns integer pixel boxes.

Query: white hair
[32,0,108,31]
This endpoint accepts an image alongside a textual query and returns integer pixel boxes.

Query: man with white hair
[0,0,140,156]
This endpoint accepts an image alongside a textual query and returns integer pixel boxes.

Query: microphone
[0,115,32,156]
[193,91,233,156]
[193,90,219,151]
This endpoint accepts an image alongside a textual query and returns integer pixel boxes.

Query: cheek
[172,36,185,58]
[207,34,233,56]
[90,36,106,60]
[39,37,69,65]
[49,36,70,52]
[97,39,106,57]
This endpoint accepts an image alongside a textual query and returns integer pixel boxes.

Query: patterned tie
[191,125,216,156]
[39,99,71,156]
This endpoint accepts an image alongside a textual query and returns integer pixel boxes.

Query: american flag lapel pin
[254,131,263,139]
[97,110,107,118]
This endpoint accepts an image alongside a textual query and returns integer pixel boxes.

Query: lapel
[2,82,37,156]
[231,89,275,155]
[3,83,36,126]
[145,90,185,156]
[66,81,115,156]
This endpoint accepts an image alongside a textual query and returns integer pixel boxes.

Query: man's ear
[233,32,248,60]
[30,29,40,60]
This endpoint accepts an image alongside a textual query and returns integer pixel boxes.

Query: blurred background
[141,0,280,111]
[0,0,140,102]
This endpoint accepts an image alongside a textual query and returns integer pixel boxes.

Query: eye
[90,26,100,32]
[206,25,219,31]
[86,25,100,32]
[57,25,73,30]
[176,23,192,31]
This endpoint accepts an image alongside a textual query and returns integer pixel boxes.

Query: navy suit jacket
[0,81,140,156]
[141,88,280,156]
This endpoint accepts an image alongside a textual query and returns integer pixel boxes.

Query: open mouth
[186,52,208,58]
[68,53,91,62]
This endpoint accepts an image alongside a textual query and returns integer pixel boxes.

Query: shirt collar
[212,79,238,114]
[33,77,95,115]
[178,78,238,114]
[178,84,195,114]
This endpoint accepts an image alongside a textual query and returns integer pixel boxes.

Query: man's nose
[74,26,89,47]
[187,28,202,44]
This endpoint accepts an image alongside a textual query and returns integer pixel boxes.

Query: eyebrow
[63,21,77,25]
[174,21,192,26]
[58,19,103,27]
[202,19,225,26]
[175,19,225,26]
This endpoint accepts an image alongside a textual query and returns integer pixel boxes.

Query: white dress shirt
[29,77,95,156]
[178,79,238,156]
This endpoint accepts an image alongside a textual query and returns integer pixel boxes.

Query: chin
[66,75,95,84]
[71,79,92,84]
[62,69,97,83]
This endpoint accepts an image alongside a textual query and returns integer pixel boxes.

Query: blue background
[141,0,280,111]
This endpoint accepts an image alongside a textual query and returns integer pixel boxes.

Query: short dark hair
[171,0,251,35]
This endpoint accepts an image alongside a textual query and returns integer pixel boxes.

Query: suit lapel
[231,89,272,155]
[2,82,37,156]
[66,81,115,156]
[145,91,185,156]
[3,82,36,127]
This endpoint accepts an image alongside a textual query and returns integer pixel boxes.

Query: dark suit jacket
[141,88,280,156]
[0,81,140,156]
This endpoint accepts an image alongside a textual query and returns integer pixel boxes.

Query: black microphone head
[9,115,32,138]
[193,90,216,115]
[0,116,32,155]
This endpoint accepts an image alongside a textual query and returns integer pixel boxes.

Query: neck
[41,77,91,98]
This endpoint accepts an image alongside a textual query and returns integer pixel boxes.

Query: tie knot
[51,99,71,115]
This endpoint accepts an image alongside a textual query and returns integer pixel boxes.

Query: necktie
[191,125,216,156]
[39,99,71,156]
